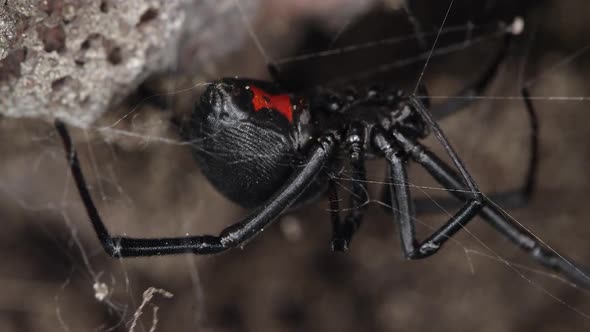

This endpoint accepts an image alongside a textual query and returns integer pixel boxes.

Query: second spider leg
[331,125,369,251]
[431,23,514,119]
[374,131,483,258]
[411,87,539,214]
[409,21,538,213]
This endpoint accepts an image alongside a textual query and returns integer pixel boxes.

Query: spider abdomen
[186,78,307,209]
[193,122,297,208]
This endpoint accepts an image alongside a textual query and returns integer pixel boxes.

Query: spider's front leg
[375,128,590,288]
[55,120,336,257]
[374,130,484,258]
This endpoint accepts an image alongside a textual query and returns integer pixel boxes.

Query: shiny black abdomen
[191,121,298,209]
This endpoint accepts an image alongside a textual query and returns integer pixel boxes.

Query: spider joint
[418,242,440,256]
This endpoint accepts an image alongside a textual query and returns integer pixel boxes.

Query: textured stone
[0,0,190,127]
[0,0,382,127]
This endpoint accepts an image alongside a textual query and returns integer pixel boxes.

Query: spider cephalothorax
[308,86,431,142]
[54,22,590,288]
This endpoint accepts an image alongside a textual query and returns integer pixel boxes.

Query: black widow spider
[54,18,590,288]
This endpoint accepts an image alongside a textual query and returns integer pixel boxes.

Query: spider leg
[55,120,335,257]
[379,96,486,257]
[430,26,513,120]
[409,18,537,211]
[379,130,590,288]
[374,131,483,258]
[267,62,291,91]
[267,63,282,85]
[331,125,369,251]
[327,176,342,244]
[387,22,537,213]
[412,86,539,213]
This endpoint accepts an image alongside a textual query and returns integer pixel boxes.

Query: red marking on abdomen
[250,85,293,123]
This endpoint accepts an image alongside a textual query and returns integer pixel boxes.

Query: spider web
[2,0,590,331]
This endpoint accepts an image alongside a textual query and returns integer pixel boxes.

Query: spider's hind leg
[55,120,337,257]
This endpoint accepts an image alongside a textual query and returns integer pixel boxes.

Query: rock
[0,0,190,127]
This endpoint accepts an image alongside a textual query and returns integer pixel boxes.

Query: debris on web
[128,287,174,332]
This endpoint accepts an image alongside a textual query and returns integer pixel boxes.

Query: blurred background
[1,0,590,331]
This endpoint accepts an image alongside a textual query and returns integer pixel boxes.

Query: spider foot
[330,238,350,252]
[418,242,440,257]
[405,242,440,260]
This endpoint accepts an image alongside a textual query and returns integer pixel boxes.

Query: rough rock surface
[0,0,189,127]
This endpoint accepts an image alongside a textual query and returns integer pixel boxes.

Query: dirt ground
[2,1,590,331]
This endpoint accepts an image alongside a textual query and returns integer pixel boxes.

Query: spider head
[184,78,300,208]
[391,101,431,140]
